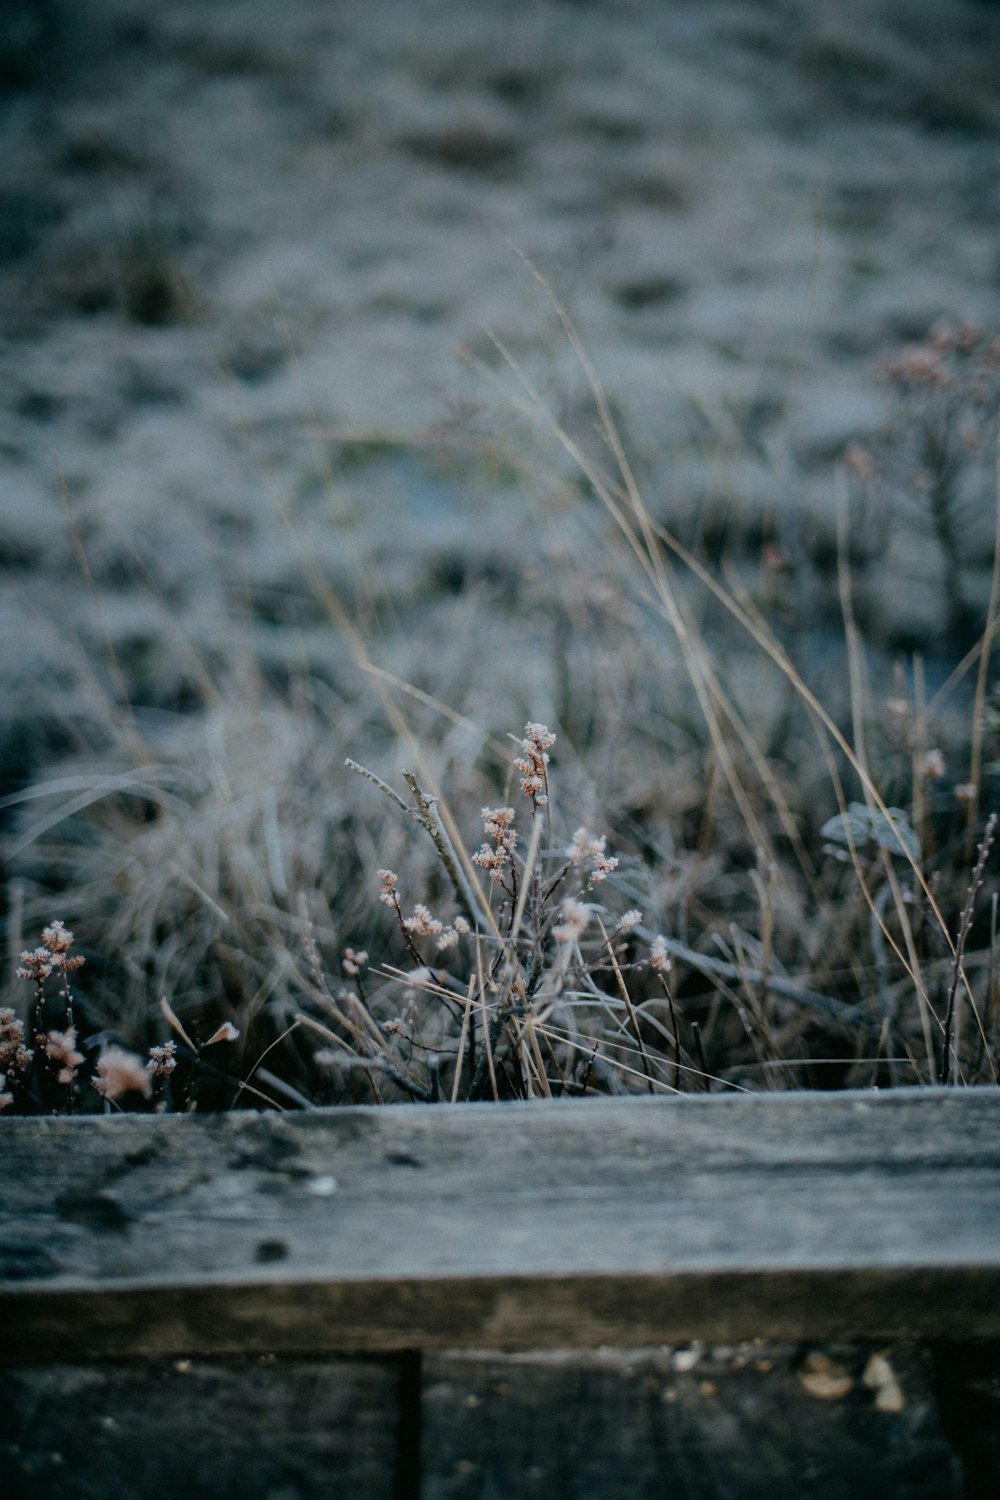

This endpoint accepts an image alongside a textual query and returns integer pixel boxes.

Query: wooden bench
[3,1089,999,1497]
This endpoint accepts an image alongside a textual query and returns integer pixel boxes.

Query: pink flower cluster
[15,948,52,983]
[16,921,86,981]
[403,905,471,950]
[886,321,1000,393]
[43,1027,83,1085]
[567,827,619,888]
[147,1040,177,1079]
[514,723,556,807]
[0,1008,32,1110]
[472,805,518,883]
[343,947,368,977]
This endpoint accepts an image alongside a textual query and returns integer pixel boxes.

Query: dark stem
[941,814,997,1085]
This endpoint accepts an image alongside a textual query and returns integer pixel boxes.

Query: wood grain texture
[3,1090,999,1358]
[421,1345,961,1500]
[0,1357,401,1500]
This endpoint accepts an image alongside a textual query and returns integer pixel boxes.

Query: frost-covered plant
[853,320,1000,641]
[300,723,684,1102]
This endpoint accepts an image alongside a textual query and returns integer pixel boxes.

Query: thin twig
[656,972,682,1091]
[345,758,416,820]
[401,770,489,926]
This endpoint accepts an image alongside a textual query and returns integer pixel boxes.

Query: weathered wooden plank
[421,1344,961,1500]
[934,1339,1000,1500]
[0,1356,402,1500]
[3,1090,999,1358]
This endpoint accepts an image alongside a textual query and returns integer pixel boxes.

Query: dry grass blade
[160,996,196,1052]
